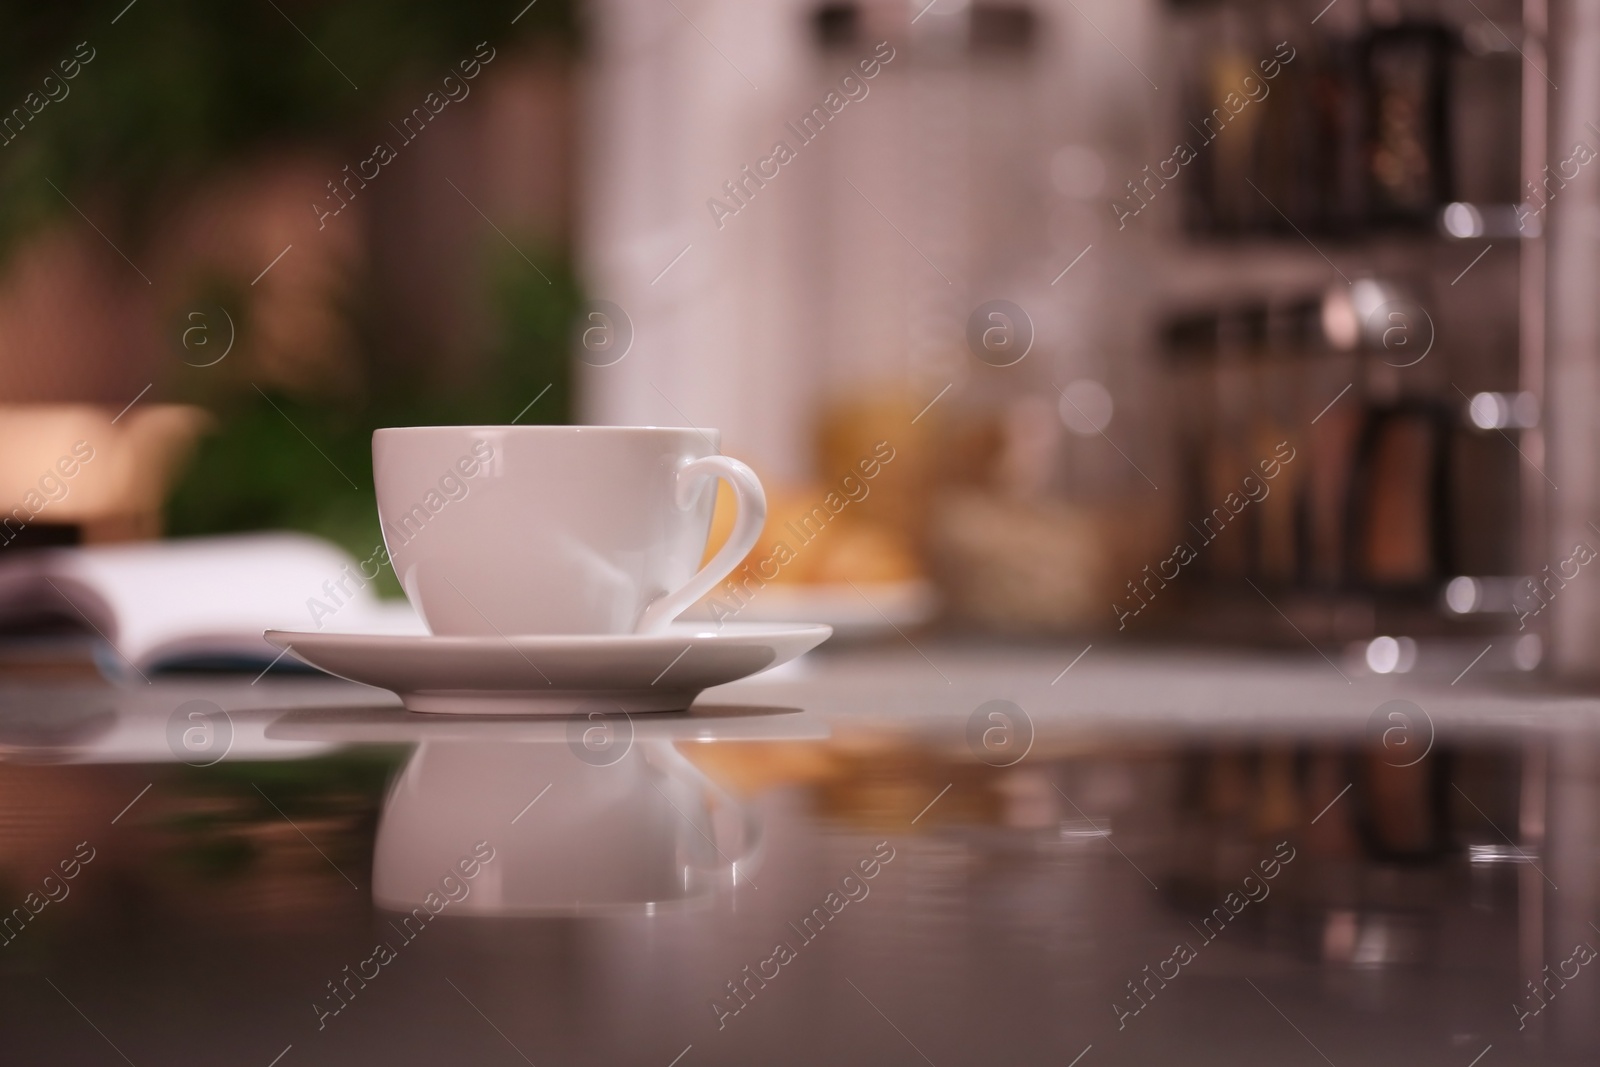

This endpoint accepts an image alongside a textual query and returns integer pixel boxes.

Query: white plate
[685,579,937,640]
[262,621,832,715]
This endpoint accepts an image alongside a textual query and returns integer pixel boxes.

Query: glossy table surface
[2,641,1598,1066]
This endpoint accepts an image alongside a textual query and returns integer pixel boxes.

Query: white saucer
[262,621,832,715]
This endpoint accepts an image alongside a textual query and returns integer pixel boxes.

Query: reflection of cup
[373,426,766,636]
[372,740,760,916]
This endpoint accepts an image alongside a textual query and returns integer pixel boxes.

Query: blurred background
[0,0,1587,677]
[10,6,1600,1065]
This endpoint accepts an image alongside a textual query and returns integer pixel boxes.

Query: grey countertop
[0,644,1595,1065]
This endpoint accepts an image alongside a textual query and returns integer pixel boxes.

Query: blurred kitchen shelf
[1158,232,1510,310]
[1146,584,1514,648]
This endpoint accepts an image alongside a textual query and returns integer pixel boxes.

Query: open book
[0,533,423,677]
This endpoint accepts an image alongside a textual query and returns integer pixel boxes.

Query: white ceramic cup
[372,426,765,636]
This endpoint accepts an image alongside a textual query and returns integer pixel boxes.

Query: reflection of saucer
[264,703,829,743]
[262,621,831,715]
[268,706,825,916]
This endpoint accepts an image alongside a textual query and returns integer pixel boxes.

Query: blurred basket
[0,403,212,545]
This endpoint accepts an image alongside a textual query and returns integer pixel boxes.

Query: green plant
[164,243,580,584]
[0,0,577,255]
[0,2,586,565]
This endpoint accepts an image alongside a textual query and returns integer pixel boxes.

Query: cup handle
[636,454,767,633]
[646,742,764,885]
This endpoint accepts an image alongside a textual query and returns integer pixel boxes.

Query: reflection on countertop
[0,646,1597,1065]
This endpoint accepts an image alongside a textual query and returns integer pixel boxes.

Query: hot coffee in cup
[373,426,765,636]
